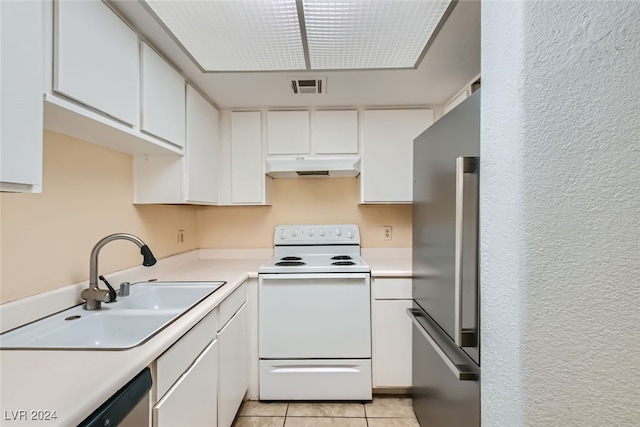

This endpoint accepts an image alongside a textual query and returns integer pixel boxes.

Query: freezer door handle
[407,308,477,381]
[454,156,479,348]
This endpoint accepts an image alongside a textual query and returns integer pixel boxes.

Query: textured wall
[0,131,198,303]
[482,2,640,426]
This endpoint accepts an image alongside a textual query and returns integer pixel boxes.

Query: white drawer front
[154,340,218,427]
[218,282,247,331]
[259,359,372,400]
[155,310,216,399]
[374,278,412,299]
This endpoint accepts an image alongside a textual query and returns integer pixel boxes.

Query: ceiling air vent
[289,77,327,95]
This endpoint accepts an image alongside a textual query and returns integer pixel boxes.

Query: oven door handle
[259,273,370,280]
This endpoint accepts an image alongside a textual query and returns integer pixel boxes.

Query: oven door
[259,273,371,359]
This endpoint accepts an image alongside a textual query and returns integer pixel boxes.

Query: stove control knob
[279,231,286,240]
[319,229,326,236]
[335,228,342,236]
[308,229,315,236]
[347,231,354,239]
[292,229,298,237]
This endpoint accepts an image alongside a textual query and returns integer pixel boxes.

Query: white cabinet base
[259,359,372,401]
[154,340,218,427]
[372,299,413,388]
[218,302,248,427]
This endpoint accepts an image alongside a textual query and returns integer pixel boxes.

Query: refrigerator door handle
[407,309,477,381]
[455,156,479,348]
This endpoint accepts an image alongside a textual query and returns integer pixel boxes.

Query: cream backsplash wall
[1,133,411,303]
[0,131,198,303]
[197,178,412,248]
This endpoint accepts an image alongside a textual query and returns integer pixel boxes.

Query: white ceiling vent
[289,77,327,95]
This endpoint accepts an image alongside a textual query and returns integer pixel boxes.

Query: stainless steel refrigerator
[408,90,480,427]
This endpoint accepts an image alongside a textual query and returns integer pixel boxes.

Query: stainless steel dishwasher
[78,368,152,427]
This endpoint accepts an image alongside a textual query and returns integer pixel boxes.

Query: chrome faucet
[81,233,157,310]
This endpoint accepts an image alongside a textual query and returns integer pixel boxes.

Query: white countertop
[363,248,412,277]
[0,248,413,426]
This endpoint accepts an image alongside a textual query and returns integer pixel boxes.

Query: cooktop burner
[275,261,306,266]
[259,224,370,274]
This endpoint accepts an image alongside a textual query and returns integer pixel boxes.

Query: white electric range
[258,224,372,401]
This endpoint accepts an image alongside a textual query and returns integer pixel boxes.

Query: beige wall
[1,133,411,304]
[197,178,412,249]
[0,131,198,303]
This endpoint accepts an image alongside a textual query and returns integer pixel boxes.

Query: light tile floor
[232,397,420,427]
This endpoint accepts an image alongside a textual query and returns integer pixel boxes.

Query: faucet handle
[98,275,117,302]
[119,282,131,297]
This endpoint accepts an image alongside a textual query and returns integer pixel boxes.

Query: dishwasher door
[78,368,152,427]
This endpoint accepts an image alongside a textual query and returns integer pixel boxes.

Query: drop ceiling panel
[143,0,453,72]
[109,0,480,108]
[145,0,306,71]
[303,0,452,69]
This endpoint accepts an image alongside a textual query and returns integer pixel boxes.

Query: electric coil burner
[258,224,372,401]
[259,225,369,274]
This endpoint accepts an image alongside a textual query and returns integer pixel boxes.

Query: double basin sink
[0,281,225,350]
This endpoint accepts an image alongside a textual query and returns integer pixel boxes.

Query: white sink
[113,282,223,311]
[0,281,225,350]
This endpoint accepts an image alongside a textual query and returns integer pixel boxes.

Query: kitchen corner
[0,247,412,426]
[0,249,267,426]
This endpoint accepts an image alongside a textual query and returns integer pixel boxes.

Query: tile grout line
[283,403,289,426]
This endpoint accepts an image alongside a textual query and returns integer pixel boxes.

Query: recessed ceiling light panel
[144,0,453,72]
[145,0,307,71]
[302,0,452,69]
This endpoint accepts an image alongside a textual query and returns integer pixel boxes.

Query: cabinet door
[315,110,358,154]
[141,43,186,147]
[54,0,139,126]
[361,109,433,203]
[218,303,248,427]
[186,85,218,204]
[154,340,218,427]
[231,112,264,203]
[373,299,413,387]
[267,111,310,155]
[0,0,43,192]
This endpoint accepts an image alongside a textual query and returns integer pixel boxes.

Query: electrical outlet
[383,225,392,241]
[178,230,185,247]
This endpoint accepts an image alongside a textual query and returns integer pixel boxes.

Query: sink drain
[64,315,81,321]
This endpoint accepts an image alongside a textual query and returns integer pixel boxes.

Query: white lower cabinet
[154,339,218,427]
[372,278,413,388]
[217,284,249,427]
[152,310,217,427]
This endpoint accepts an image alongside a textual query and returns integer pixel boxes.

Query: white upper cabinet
[361,109,434,203]
[186,85,219,204]
[54,0,139,126]
[231,111,269,204]
[140,42,186,147]
[267,111,310,155]
[314,110,358,154]
[134,85,219,205]
[0,0,44,193]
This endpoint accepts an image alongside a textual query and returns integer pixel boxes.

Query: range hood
[265,155,361,178]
